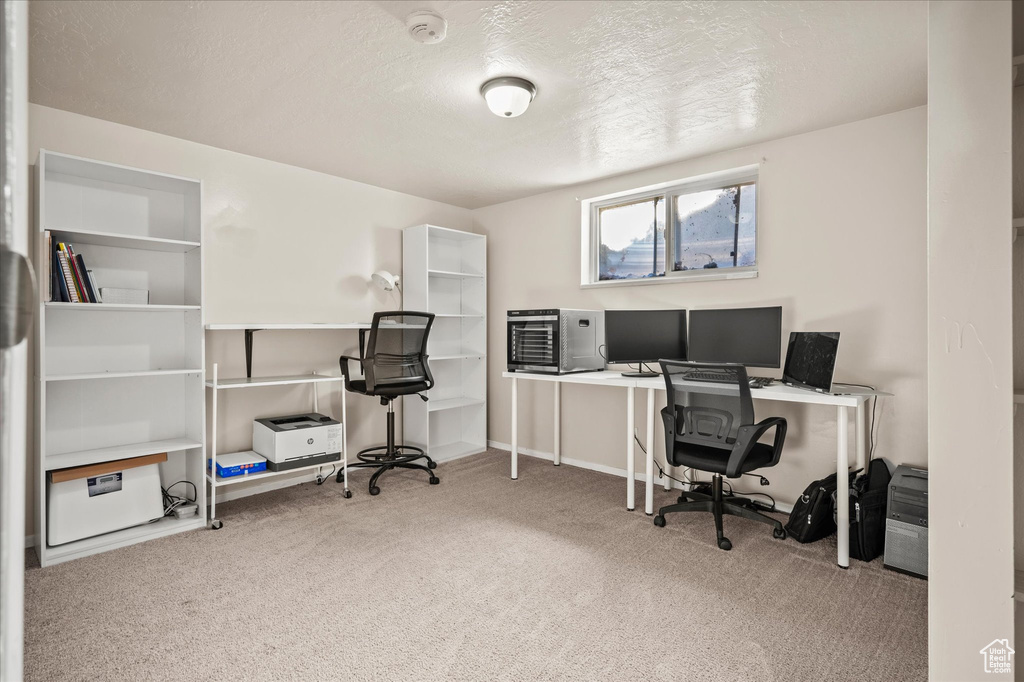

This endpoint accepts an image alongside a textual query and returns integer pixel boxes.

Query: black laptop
[782,332,840,393]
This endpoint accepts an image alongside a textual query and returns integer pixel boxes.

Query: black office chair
[653,360,788,550]
[335,311,439,495]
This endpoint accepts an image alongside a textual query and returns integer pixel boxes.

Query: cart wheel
[343,490,353,499]
[210,520,223,530]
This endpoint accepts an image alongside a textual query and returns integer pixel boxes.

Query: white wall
[928,2,1015,680]
[474,107,927,509]
[27,104,475,533]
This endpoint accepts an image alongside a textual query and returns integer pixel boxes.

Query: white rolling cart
[203,323,373,526]
[205,364,350,528]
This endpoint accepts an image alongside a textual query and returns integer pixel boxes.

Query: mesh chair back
[364,311,435,390]
[659,360,754,453]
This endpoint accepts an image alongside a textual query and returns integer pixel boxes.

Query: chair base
[335,402,439,495]
[653,474,786,550]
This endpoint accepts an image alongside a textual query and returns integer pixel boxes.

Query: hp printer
[253,412,342,471]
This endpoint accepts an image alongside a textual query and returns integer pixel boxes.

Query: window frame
[582,165,760,288]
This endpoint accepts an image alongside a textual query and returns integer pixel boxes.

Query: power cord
[832,382,882,458]
[161,480,197,517]
[315,465,338,485]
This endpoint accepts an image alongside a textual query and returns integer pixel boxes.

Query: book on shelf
[51,241,103,304]
[55,246,79,303]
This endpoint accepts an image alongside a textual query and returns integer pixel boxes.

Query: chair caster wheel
[427,461,437,470]
[677,496,686,504]
[429,476,440,485]
[343,490,352,499]
[369,486,381,496]
[717,537,732,551]
[210,520,223,530]
[773,527,787,540]
[653,515,666,527]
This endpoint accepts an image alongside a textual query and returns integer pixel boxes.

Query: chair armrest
[726,417,787,478]
[338,355,363,382]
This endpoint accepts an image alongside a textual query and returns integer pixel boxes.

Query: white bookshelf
[403,225,487,460]
[33,150,205,567]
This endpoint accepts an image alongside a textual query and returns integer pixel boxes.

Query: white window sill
[581,268,758,289]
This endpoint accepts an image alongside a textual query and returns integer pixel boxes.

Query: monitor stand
[620,371,658,378]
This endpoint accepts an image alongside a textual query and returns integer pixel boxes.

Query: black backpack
[785,469,859,543]
[833,459,891,562]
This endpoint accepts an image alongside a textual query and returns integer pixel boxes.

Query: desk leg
[645,389,655,515]
[511,377,518,480]
[837,405,850,569]
[627,386,635,511]
[553,382,561,466]
[855,399,868,472]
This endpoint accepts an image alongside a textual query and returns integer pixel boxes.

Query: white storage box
[47,453,166,546]
[98,287,149,305]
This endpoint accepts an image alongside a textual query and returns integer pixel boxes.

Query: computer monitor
[604,309,687,377]
[687,306,783,368]
[782,332,840,393]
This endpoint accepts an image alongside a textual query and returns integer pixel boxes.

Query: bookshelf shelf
[404,225,487,461]
[428,396,486,412]
[48,228,200,253]
[46,302,201,312]
[34,149,206,567]
[428,269,484,279]
[45,438,203,471]
[46,368,203,382]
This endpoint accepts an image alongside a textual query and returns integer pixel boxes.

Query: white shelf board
[428,269,484,279]
[206,323,368,330]
[46,302,200,312]
[208,374,343,389]
[428,396,486,412]
[426,225,485,241]
[45,438,203,471]
[46,368,203,382]
[43,515,205,564]
[206,456,340,487]
[432,313,484,319]
[430,354,486,361]
[429,440,486,460]
[49,228,200,253]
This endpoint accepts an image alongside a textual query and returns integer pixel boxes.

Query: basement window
[582,166,759,287]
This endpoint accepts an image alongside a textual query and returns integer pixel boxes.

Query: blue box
[209,451,267,478]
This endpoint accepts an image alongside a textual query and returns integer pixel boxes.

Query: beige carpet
[24,449,927,681]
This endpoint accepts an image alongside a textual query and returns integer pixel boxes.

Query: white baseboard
[25,534,34,549]
[487,440,793,515]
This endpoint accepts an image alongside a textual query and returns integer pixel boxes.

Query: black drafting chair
[653,360,788,550]
[335,311,439,495]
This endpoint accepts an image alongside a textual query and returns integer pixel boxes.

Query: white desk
[503,370,890,568]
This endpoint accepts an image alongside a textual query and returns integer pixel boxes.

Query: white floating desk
[503,370,891,569]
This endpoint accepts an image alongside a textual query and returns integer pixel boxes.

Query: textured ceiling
[29,0,927,209]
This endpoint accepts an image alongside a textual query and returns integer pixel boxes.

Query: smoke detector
[406,10,447,44]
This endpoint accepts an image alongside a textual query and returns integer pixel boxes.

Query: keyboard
[682,371,774,388]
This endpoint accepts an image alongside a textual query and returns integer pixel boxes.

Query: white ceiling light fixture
[480,77,537,118]
[406,10,447,44]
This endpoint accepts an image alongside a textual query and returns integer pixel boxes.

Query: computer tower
[883,465,928,579]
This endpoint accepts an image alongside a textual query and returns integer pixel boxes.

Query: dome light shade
[371,270,399,292]
[480,77,536,118]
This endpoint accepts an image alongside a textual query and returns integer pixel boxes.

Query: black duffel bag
[785,469,860,543]
[833,458,891,562]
